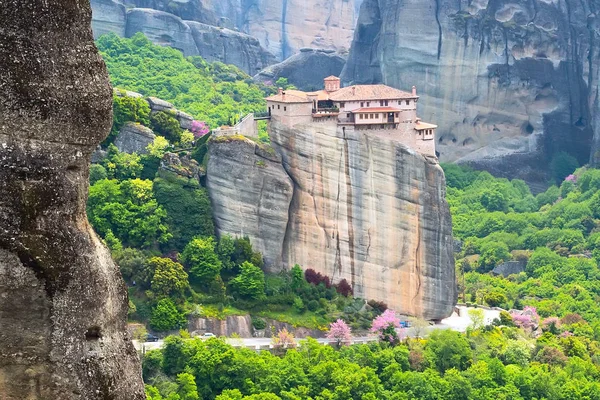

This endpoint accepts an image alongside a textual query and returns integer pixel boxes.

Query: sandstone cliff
[254,48,347,91]
[91,0,362,62]
[0,1,144,398]
[342,0,600,182]
[206,137,294,269]
[91,0,277,74]
[206,124,456,320]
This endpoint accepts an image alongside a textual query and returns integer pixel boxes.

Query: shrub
[151,111,183,143]
[149,298,186,332]
[304,268,331,288]
[336,279,353,297]
[293,297,305,313]
[307,299,319,312]
[367,299,388,313]
[484,291,507,307]
[251,316,267,330]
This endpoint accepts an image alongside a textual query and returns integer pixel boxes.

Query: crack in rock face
[0,1,145,398]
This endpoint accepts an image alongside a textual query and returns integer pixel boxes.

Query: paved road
[134,305,502,352]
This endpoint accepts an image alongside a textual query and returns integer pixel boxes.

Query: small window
[395,113,399,118]
[380,101,384,106]
[385,100,389,106]
[399,100,402,105]
[370,114,374,119]
[278,105,280,110]
[359,114,363,119]
[405,100,409,106]
[340,102,345,107]
[284,106,287,111]
[367,102,370,107]
[360,102,364,107]
[375,113,379,118]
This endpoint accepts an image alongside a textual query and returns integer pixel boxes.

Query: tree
[550,152,579,183]
[150,298,186,332]
[371,309,402,345]
[108,92,151,145]
[176,372,200,400]
[147,136,170,158]
[101,144,143,180]
[181,237,222,284]
[217,234,236,271]
[149,257,189,298]
[272,328,296,348]
[229,261,265,300]
[468,309,485,330]
[336,278,353,297]
[425,330,471,372]
[290,264,304,291]
[151,111,183,143]
[326,319,352,347]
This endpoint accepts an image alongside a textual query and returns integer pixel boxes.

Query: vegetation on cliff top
[97,33,272,129]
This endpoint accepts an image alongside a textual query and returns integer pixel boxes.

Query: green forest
[91,34,600,400]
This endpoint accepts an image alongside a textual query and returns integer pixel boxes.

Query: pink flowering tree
[326,319,352,347]
[510,306,539,330]
[542,317,561,334]
[565,174,577,183]
[190,120,209,138]
[371,309,403,345]
[272,328,296,348]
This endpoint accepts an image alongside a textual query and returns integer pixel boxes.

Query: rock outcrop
[114,122,156,154]
[206,123,456,320]
[91,1,276,74]
[206,137,294,269]
[91,0,362,63]
[342,0,600,183]
[254,48,347,91]
[0,1,145,399]
[188,314,324,338]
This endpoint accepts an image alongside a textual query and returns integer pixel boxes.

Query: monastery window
[278,105,280,110]
[370,114,374,119]
[367,102,370,107]
[284,106,287,111]
[395,113,399,118]
[340,102,345,107]
[375,113,379,118]
[405,100,410,106]
[360,102,364,107]
[385,100,389,106]
[359,114,363,119]
[380,101,384,106]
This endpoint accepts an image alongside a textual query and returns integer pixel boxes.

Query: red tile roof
[352,107,402,113]
[324,75,340,81]
[329,84,417,101]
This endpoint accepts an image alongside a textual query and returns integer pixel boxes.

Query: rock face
[206,123,456,320]
[114,122,156,154]
[342,0,600,182]
[0,1,145,399]
[188,315,324,338]
[206,137,294,269]
[254,48,347,91]
[90,1,276,74]
[188,22,278,74]
[91,0,362,62]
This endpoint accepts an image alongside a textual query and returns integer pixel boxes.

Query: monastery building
[265,76,437,156]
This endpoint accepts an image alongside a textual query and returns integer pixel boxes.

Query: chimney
[412,86,417,96]
[352,86,356,96]
[278,87,283,95]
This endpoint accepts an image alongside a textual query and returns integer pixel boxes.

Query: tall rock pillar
[0,1,145,398]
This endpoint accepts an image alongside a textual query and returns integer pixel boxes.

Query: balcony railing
[312,107,340,114]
